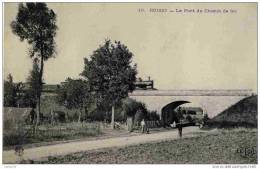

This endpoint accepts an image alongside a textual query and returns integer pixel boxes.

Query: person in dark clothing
[177,121,183,138]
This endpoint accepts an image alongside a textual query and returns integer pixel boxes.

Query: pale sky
[4,3,257,91]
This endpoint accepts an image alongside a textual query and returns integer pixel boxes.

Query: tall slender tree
[11,3,58,132]
[81,40,137,129]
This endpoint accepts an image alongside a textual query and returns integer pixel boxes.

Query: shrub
[87,109,106,121]
[122,98,147,117]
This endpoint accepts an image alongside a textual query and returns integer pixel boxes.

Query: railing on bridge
[129,89,253,96]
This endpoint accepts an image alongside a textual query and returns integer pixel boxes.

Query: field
[37,128,257,164]
[3,122,102,149]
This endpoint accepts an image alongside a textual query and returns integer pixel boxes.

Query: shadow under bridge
[161,100,190,127]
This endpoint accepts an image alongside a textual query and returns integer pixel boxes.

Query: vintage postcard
[2,2,258,166]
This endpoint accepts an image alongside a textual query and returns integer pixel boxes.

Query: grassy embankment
[207,95,257,128]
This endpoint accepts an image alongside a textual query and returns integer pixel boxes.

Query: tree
[4,74,25,107]
[11,3,58,131]
[4,74,17,107]
[56,78,91,123]
[81,40,137,128]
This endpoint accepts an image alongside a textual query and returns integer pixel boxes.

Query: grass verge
[3,122,102,149]
[36,128,257,164]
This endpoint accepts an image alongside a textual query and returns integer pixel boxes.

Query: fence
[146,120,161,128]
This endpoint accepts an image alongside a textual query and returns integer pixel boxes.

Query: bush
[114,107,127,122]
[122,98,147,117]
[86,109,104,121]
[121,98,148,128]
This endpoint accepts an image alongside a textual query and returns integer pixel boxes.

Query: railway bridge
[129,89,253,118]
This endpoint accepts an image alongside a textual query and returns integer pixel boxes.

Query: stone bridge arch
[129,89,252,118]
[161,100,190,126]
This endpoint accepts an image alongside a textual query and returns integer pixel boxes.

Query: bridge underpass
[129,89,253,118]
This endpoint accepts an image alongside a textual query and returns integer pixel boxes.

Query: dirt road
[3,127,215,164]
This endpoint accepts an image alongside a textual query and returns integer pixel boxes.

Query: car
[178,107,207,128]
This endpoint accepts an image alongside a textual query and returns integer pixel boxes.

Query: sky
[3,3,257,91]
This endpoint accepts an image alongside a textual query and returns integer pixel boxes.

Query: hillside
[207,95,257,128]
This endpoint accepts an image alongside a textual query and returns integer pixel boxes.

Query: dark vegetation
[4,74,33,108]
[41,96,159,123]
[56,78,91,122]
[206,95,257,128]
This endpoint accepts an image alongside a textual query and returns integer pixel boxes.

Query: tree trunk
[111,105,115,129]
[35,55,44,134]
[78,109,82,123]
[51,109,54,125]
[34,96,40,135]
[127,116,134,132]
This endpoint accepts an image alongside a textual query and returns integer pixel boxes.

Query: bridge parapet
[129,89,253,96]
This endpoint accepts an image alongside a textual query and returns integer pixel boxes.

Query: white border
[1,1,259,169]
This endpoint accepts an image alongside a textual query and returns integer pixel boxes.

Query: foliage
[86,103,126,122]
[87,109,107,121]
[56,78,92,122]
[11,3,57,61]
[20,59,42,108]
[121,98,147,117]
[3,73,36,108]
[4,74,18,107]
[56,78,91,110]
[40,96,80,122]
[16,90,36,108]
[26,59,41,100]
[81,40,137,108]
[4,74,26,107]
[114,106,127,122]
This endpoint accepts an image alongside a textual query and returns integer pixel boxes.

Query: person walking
[141,119,146,133]
[146,120,150,134]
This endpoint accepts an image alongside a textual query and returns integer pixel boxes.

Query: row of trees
[8,2,138,130]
